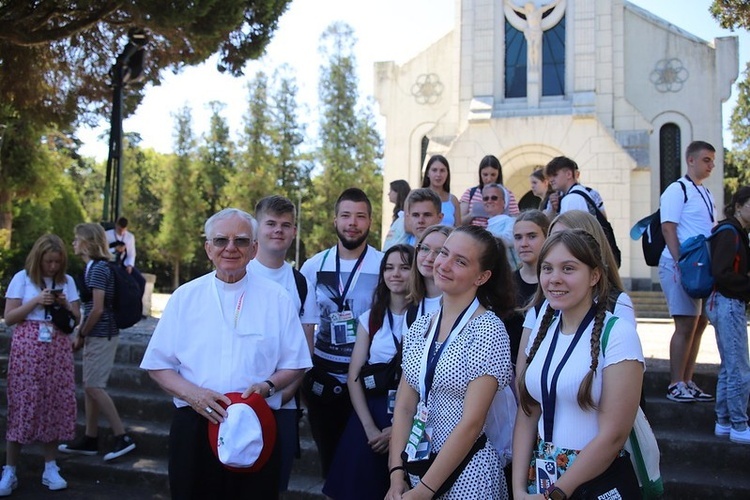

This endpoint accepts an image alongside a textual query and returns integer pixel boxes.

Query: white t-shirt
[659,178,717,260]
[560,184,606,216]
[300,245,384,381]
[358,309,405,364]
[6,271,79,321]
[247,259,316,322]
[140,272,312,410]
[522,293,636,331]
[524,311,644,450]
[247,259,315,409]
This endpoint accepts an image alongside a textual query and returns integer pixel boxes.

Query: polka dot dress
[402,310,512,499]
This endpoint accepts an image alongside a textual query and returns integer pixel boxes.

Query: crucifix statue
[504,0,566,106]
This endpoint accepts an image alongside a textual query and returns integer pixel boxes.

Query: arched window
[659,124,681,192]
[505,19,527,98]
[542,15,565,96]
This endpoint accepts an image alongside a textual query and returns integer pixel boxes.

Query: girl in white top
[406,225,454,325]
[323,244,415,500]
[421,155,461,227]
[517,210,635,373]
[1,234,80,494]
[513,229,644,499]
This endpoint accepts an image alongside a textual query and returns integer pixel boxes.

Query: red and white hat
[207,392,277,473]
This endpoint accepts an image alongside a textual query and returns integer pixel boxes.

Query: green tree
[0,0,292,245]
[158,106,206,290]
[198,102,235,216]
[229,71,276,211]
[305,22,383,254]
[710,4,750,198]
[269,66,311,200]
[711,1,750,29]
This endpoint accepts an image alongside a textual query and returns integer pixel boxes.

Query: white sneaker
[41,463,67,491]
[730,427,750,445]
[715,422,732,437]
[0,466,18,497]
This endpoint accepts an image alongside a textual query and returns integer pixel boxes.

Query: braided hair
[518,229,611,415]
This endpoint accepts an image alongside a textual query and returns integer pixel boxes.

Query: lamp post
[102,28,148,225]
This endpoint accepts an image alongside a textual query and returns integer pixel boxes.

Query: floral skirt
[527,437,580,494]
[6,320,77,443]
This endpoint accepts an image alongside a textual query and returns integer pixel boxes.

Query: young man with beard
[300,188,384,478]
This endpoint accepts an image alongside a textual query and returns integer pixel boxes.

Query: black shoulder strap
[292,268,308,316]
[405,303,419,328]
[566,187,605,219]
[469,186,478,200]
[677,179,688,203]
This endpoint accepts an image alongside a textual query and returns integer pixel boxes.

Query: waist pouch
[357,353,401,395]
[301,365,348,403]
[401,433,487,498]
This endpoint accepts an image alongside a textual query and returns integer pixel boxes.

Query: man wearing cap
[300,188,383,477]
[140,208,312,498]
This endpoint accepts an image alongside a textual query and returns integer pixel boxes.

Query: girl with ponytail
[512,229,645,499]
[387,225,514,499]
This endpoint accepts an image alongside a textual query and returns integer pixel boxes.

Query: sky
[77,0,750,161]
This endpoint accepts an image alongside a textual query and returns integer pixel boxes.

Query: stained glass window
[505,19,527,98]
[542,15,565,96]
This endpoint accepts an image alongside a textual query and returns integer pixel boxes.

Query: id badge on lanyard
[329,246,367,345]
[405,299,480,461]
[330,309,356,345]
[38,323,53,343]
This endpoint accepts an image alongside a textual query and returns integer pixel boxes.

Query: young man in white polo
[659,140,718,403]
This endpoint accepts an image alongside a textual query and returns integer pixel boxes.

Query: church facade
[373,0,738,287]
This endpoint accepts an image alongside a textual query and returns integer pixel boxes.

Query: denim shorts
[658,256,702,316]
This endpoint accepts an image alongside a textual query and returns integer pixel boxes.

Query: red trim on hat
[207,392,277,473]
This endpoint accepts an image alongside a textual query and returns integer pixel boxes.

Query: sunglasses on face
[483,195,501,201]
[209,237,253,248]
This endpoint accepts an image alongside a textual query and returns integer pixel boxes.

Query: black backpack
[107,262,145,329]
[565,188,622,268]
[638,181,687,266]
[292,268,308,315]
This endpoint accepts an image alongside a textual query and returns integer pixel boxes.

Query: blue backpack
[677,224,738,299]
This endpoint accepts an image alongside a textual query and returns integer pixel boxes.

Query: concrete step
[655,428,750,472]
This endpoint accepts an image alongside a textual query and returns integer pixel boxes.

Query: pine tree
[159,105,206,290]
[305,22,383,254]
[198,102,235,216]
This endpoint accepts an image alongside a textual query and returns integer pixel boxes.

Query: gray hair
[204,208,258,241]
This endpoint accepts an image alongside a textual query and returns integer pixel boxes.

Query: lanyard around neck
[334,246,368,311]
[418,298,480,403]
[684,175,714,223]
[539,304,597,442]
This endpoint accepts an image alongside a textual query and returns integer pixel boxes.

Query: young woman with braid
[517,210,635,373]
[512,230,644,499]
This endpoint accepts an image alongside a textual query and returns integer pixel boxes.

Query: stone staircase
[1,319,749,498]
[630,290,670,320]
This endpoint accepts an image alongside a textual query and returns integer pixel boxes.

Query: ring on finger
[205,407,213,415]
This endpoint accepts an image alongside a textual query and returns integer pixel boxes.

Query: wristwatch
[264,380,276,397]
[546,485,568,500]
